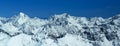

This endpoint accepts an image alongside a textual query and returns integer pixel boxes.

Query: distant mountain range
[0,12,120,46]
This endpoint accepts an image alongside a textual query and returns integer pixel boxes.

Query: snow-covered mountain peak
[52,13,69,18]
[16,12,29,25]
[0,13,120,46]
[18,12,29,19]
[50,13,71,21]
[19,12,26,17]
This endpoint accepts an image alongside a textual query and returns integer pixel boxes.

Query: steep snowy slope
[0,12,120,46]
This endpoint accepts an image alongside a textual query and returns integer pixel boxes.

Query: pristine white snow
[58,34,92,46]
[0,12,120,46]
[0,32,10,46]
[17,12,29,25]
[7,34,39,46]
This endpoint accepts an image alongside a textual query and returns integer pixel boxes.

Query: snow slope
[0,12,120,46]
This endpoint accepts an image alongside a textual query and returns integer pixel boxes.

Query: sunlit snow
[0,12,120,46]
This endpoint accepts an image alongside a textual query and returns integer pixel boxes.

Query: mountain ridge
[0,12,120,46]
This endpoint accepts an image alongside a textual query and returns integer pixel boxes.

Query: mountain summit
[0,13,120,46]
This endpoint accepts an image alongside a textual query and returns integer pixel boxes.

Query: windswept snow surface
[0,12,120,46]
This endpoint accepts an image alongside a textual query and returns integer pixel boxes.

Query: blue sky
[0,0,120,18]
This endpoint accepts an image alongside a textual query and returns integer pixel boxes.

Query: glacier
[0,12,120,46]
